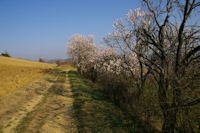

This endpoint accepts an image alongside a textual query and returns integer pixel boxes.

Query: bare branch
[180,98,200,107]
[182,45,200,65]
[176,0,196,72]
[143,0,160,27]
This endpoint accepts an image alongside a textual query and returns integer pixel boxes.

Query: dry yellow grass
[0,56,56,96]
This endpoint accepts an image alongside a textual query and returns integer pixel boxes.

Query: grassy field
[0,56,56,96]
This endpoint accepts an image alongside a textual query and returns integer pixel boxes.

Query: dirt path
[40,74,77,133]
[2,95,44,133]
[0,71,57,133]
[0,67,77,133]
[20,70,77,133]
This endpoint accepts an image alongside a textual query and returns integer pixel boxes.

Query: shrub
[39,58,45,62]
[1,51,11,57]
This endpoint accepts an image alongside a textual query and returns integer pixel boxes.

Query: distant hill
[41,58,72,64]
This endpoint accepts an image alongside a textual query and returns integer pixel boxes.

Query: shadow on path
[68,70,153,133]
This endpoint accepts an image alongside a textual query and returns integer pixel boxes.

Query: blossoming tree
[67,34,97,74]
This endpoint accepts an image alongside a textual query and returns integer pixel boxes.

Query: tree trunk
[158,74,177,133]
[77,67,81,74]
[162,110,177,133]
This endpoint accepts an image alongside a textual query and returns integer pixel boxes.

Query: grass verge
[68,70,152,133]
[0,126,2,133]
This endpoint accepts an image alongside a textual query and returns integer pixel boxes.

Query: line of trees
[67,0,200,132]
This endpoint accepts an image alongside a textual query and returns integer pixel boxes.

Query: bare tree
[136,0,200,132]
[105,0,200,132]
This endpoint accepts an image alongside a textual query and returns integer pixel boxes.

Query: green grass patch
[0,126,3,133]
[15,112,33,133]
[14,92,21,96]
[68,70,151,133]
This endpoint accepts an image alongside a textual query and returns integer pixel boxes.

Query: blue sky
[0,0,141,60]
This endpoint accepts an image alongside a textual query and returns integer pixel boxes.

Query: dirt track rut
[0,68,77,133]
